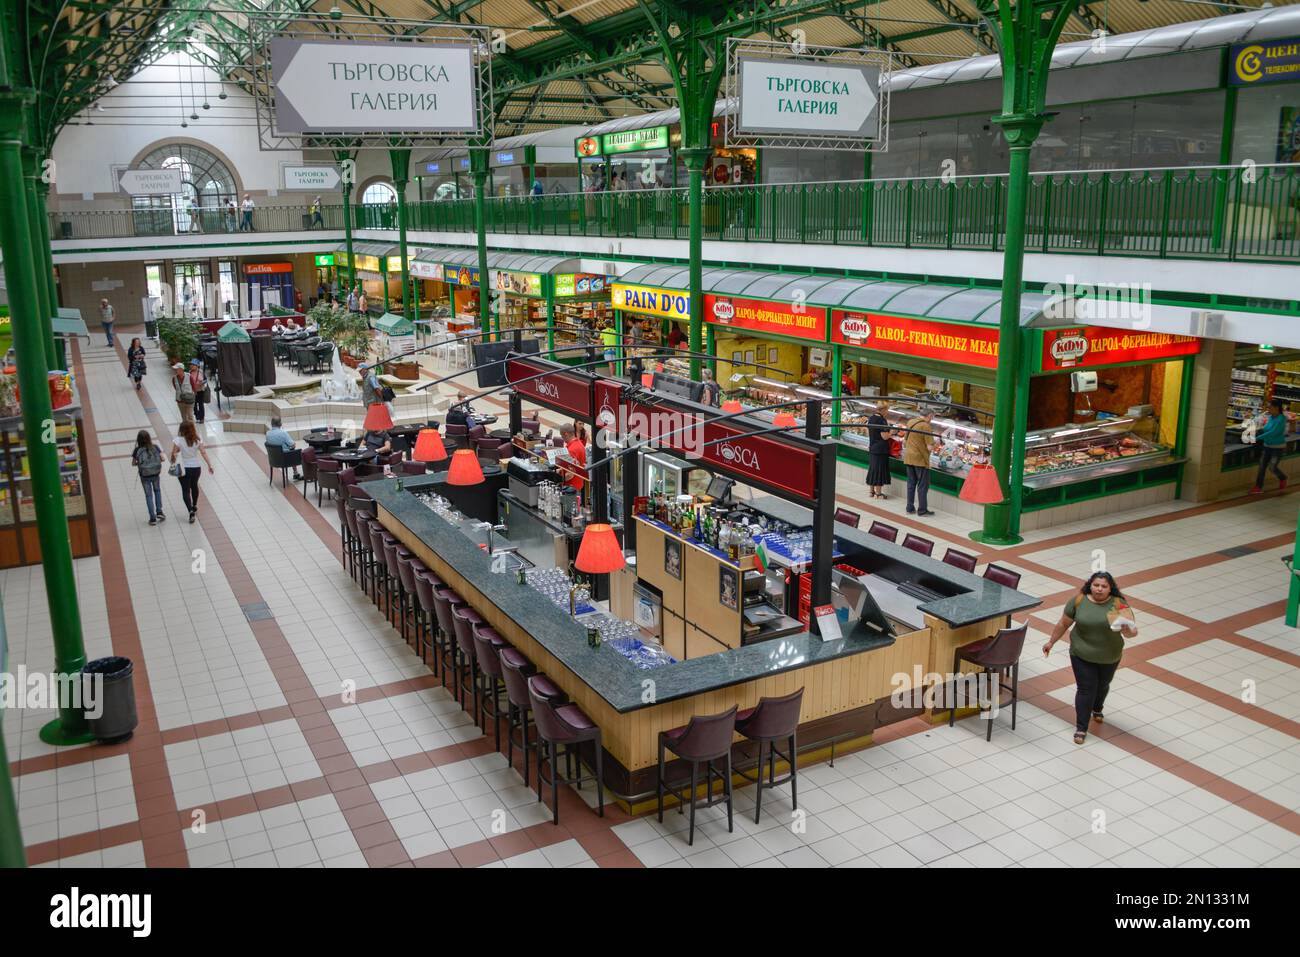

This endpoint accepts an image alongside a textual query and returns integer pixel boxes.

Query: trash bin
[144,318,158,339]
[81,656,138,743]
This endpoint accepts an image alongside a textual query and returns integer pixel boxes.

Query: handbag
[380,386,396,402]
[168,462,183,477]
[199,385,211,403]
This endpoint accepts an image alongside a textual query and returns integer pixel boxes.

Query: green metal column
[683,144,709,382]
[335,150,357,296]
[0,593,26,867]
[831,346,843,438]
[22,147,56,370]
[390,148,412,319]
[0,98,91,746]
[471,146,491,337]
[34,170,65,369]
[1008,329,1034,537]
[545,279,556,356]
[1211,86,1237,250]
[973,0,1076,546]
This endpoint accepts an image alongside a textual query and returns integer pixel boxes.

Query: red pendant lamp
[772,411,797,429]
[721,399,743,414]
[575,523,626,574]
[641,372,655,388]
[959,463,1004,504]
[363,403,394,431]
[413,428,447,463]
[446,448,485,485]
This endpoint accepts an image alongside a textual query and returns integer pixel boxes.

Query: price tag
[813,604,842,642]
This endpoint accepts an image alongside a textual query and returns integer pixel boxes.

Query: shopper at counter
[1043,572,1136,745]
[1251,399,1290,494]
[866,400,893,500]
[903,408,936,516]
[561,423,587,495]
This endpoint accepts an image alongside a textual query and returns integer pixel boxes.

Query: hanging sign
[505,357,593,419]
[494,270,542,296]
[832,311,1001,368]
[575,136,601,158]
[445,265,480,286]
[555,274,607,297]
[283,165,340,190]
[1229,38,1300,85]
[409,260,444,280]
[270,38,479,134]
[118,168,183,196]
[314,254,335,267]
[611,283,690,320]
[244,262,294,275]
[385,255,411,273]
[736,56,880,138]
[1040,327,1201,371]
[705,295,827,341]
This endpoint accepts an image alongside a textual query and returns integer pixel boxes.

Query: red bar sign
[505,356,593,419]
[832,311,1001,368]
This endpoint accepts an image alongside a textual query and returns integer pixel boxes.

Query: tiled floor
[3,331,1299,868]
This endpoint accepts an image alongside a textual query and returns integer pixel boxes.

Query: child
[131,430,166,525]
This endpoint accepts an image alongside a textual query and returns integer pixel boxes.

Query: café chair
[472,624,511,752]
[657,706,738,846]
[529,677,604,825]
[867,520,899,543]
[519,418,541,436]
[266,444,303,488]
[834,507,861,528]
[735,689,804,824]
[411,568,444,673]
[948,623,1027,741]
[902,533,935,557]
[395,552,422,650]
[385,540,415,641]
[500,650,566,786]
[399,461,427,475]
[299,447,319,499]
[942,547,978,573]
[983,564,1022,590]
[316,458,342,507]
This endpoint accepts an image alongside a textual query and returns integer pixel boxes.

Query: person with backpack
[131,430,166,525]
[188,358,208,425]
[127,338,147,391]
[1042,571,1137,745]
[172,363,195,423]
[170,420,214,523]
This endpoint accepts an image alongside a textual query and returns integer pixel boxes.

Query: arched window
[132,143,237,235]
[362,181,397,206]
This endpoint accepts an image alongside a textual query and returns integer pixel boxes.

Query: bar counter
[370,475,1041,800]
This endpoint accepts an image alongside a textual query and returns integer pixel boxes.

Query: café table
[387,424,423,460]
[303,431,344,453]
[326,448,377,465]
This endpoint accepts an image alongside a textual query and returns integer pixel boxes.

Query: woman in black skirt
[866,400,893,499]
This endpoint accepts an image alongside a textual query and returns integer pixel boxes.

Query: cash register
[506,457,561,507]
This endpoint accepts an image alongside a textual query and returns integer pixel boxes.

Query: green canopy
[52,313,89,339]
[373,312,415,335]
[217,321,251,343]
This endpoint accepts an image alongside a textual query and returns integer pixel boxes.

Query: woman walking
[866,400,893,499]
[131,430,166,525]
[1250,398,1290,494]
[126,338,147,391]
[1043,571,1137,745]
[170,420,214,523]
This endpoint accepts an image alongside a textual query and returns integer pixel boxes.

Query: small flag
[754,540,769,573]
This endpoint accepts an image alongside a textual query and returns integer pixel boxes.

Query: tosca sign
[737,55,880,139]
[574,126,670,158]
[1040,328,1201,371]
[1229,37,1300,85]
[611,283,690,320]
[705,295,827,341]
[505,356,594,419]
[270,38,479,134]
[832,311,1001,368]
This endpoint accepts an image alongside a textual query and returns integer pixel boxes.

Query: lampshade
[363,403,394,431]
[641,372,655,388]
[445,448,485,486]
[772,411,797,429]
[575,523,626,574]
[413,428,447,462]
[959,463,1004,504]
[721,399,743,414]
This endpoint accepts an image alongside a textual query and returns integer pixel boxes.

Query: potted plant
[157,316,199,365]
[324,310,374,368]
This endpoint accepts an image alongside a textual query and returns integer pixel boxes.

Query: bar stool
[868,520,899,543]
[983,564,1022,590]
[500,649,567,786]
[430,586,465,692]
[411,570,440,671]
[942,547,978,573]
[384,539,413,638]
[367,522,396,617]
[341,497,361,582]
[656,706,738,846]
[529,676,604,825]
[451,604,485,714]
[395,552,421,650]
[471,624,510,752]
[735,689,804,824]
[834,507,861,528]
[355,515,381,601]
[949,624,1027,741]
[901,532,935,557]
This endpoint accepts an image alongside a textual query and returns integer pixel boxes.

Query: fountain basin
[223,375,440,438]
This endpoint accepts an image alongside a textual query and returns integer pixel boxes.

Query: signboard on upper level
[270,38,480,135]
[832,311,1001,368]
[409,260,444,281]
[1039,328,1202,371]
[314,254,335,267]
[705,295,827,341]
[283,165,340,190]
[611,283,690,321]
[118,168,183,196]
[445,265,480,286]
[495,270,542,296]
[505,356,594,419]
[555,274,607,297]
[574,126,670,158]
[1229,38,1300,85]
[244,262,294,275]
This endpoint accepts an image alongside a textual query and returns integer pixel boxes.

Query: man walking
[310,195,324,229]
[99,298,116,347]
[172,362,196,424]
[903,407,937,517]
[239,193,255,231]
[189,358,208,425]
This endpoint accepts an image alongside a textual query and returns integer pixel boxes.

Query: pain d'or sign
[737,55,879,138]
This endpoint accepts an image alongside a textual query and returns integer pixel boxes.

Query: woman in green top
[1043,571,1137,745]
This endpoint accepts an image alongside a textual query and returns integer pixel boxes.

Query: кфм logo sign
[711,298,735,322]
[50,888,151,937]
[1049,335,1090,366]
[839,315,871,341]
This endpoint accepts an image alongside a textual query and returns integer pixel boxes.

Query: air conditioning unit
[1190,310,1224,339]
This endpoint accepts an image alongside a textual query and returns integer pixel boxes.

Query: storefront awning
[335,242,397,258]
[417,247,581,275]
[614,264,1070,327]
[373,312,415,336]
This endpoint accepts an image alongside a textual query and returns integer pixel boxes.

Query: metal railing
[47,164,1300,262]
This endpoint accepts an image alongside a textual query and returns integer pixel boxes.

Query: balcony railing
[49,164,1300,263]
[48,203,349,241]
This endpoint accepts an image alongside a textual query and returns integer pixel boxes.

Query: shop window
[1233,81,1300,164]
